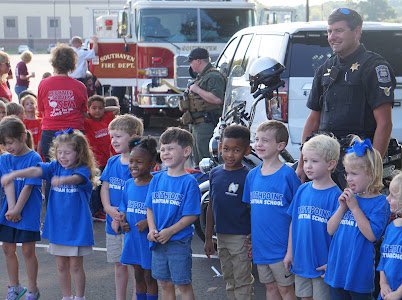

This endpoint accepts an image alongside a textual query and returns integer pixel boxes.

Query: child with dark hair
[204,125,254,300]
[146,127,201,300]
[113,137,159,300]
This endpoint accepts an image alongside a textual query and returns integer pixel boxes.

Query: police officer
[296,8,396,187]
[185,48,225,165]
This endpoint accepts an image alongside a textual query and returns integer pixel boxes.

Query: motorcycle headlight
[167,95,180,108]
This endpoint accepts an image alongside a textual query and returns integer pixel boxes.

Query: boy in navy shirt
[100,114,144,300]
[204,125,253,300]
[242,120,300,300]
[146,127,201,300]
[285,134,342,300]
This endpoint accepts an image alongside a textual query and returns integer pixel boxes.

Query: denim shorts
[151,237,193,285]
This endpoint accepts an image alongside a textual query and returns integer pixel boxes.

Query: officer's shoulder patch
[375,65,391,83]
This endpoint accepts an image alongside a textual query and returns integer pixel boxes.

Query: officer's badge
[350,62,360,72]
[380,86,392,97]
[376,65,391,83]
[227,182,239,195]
[323,68,331,76]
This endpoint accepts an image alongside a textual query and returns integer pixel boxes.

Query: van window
[216,36,240,76]
[258,34,286,61]
[230,34,253,77]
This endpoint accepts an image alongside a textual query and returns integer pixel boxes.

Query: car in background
[47,43,56,53]
[17,44,31,54]
[0,46,4,51]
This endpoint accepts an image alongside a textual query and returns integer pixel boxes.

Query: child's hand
[147,229,158,242]
[105,206,120,220]
[1,174,14,186]
[135,220,148,232]
[316,264,327,278]
[111,220,121,234]
[384,291,401,300]
[343,188,359,211]
[380,282,392,299]
[156,228,173,244]
[51,176,64,187]
[338,192,348,210]
[5,209,22,223]
[283,251,293,272]
[204,238,215,258]
[121,221,130,233]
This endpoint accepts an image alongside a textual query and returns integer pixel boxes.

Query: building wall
[0,0,125,51]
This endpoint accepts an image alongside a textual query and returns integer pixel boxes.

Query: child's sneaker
[6,285,27,300]
[25,291,40,300]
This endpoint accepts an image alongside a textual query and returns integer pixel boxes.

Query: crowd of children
[0,99,401,300]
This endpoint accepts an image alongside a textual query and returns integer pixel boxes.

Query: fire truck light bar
[145,67,168,78]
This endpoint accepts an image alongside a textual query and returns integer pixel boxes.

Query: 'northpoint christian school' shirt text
[242,164,301,264]
[145,171,201,242]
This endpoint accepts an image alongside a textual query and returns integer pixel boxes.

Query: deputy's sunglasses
[337,8,352,15]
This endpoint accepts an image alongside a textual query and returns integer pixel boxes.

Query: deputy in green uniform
[183,48,225,165]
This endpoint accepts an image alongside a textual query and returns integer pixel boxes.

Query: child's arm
[327,192,348,235]
[380,271,392,299]
[385,283,402,300]
[204,199,215,258]
[155,215,198,244]
[1,167,43,187]
[105,106,120,115]
[146,208,158,242]
[100,182,120,220]
[283,221,293,271]
[5,185,34,222]
[51,174,84,186]
[4,181,17,213]
[343,188,376,242]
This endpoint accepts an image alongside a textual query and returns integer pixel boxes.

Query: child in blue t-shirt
[100,114,144,300]
[242,120,301,299]
[286,134,342,300]
[325,137,390,299]
[115,137,158,300]
[378,172,402,300]
[1,128,98,300]
[146,127,201,300]
[204,125,253,300]
[0,117,42,300]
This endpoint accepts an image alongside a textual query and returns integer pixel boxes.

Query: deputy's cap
[188,48,209,62]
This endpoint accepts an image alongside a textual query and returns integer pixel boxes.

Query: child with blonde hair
[1,129,98,300]
[325,136,390,299]
[21,94,42,152]
[377,172,402,300]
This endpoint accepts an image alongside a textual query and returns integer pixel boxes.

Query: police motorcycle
[193,57,295,242]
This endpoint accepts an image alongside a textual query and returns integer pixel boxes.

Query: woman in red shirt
[38,44,88,162]
[0,51,12,102]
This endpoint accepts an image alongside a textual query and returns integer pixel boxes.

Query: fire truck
[91,0,255,126]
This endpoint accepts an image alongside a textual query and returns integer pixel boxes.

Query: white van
[216,21,402,158]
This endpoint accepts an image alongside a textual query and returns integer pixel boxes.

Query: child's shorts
[295,275,329,299]
[257,261,294,286]
[47,243,93,256]
[0,224,40,243]
[152,237,192,285]
[106,233,124,263]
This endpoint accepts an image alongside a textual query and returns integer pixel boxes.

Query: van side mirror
[230,65,245,77]
[118,11,128,37]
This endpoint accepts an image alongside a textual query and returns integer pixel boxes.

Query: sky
[257,0,329,6]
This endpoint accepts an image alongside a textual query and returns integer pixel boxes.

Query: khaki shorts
[47,243,92,256]
[257,261,294,286]
[106,233,124,263]
[295,275,330,299]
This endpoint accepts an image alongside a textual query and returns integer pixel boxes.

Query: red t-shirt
[23,118,42,151]
[15,61,29,87]
[38,76,88,130]
[0,81,12,101]
[84,111,115,168]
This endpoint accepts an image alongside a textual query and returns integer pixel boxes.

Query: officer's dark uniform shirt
[195,62,225,101]
[307,44,396,139]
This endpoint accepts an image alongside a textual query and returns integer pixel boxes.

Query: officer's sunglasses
[333,7,358,18]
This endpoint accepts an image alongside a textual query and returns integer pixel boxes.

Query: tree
[356,0,396,21]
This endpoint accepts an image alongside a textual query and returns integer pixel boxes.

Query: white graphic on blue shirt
[250,191,284,206]
[127,200,146,215]
[297,205,332,223]
[52,184,78,193]
[381,244,402,260]
[226,182,239,196]
[109,176,126,190]
[340,210,357,227]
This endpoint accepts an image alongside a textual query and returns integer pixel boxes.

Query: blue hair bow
[54,128,74,137]
[345,138,373,157]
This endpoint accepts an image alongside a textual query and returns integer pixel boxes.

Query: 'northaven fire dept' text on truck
[92,0,255,126]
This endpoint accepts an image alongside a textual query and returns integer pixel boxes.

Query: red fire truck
[91,0,255,126]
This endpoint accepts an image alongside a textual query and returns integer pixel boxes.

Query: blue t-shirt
[119,179,152,269]
[100,155,131,235]
[145,171,201,242]
[0,151,42,231]
[377,221,402,299]
[41,161,94,246]
[242,164,301,264]
[288,182,341,278]
[325,194,390,293]
[210,165,250,235]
